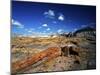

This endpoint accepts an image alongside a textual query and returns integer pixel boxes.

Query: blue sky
[12,1,96,36]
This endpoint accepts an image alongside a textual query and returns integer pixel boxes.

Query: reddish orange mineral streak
[12,47,61,74]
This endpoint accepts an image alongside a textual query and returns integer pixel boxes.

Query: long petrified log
[12,47,61,74]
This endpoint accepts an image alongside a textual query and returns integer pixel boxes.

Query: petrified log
[12,47,61,74]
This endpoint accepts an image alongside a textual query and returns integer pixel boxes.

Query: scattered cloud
[12,19,24,28]
[44,10,55,19]
[42,24,48,27]
[25,28,35,33]
[89,23,96,28]
[44,10,65,22]
[58,14,64,21]
[44,10,55,16]
[57,29,63,33]
[81,23,96,28]
[81,25,87,28]
[28,30,33,33]
[46,28,50,31]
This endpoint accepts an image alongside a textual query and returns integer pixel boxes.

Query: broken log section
[12,47,61,74]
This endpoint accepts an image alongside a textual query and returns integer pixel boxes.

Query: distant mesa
[58,26,96,39]
[73,26,96,38]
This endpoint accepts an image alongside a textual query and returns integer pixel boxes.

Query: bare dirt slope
[11,36,96,74]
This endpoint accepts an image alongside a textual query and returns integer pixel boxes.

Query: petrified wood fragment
[12,47,61,74]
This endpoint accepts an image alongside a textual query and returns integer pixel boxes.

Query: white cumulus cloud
[47,28,50,31]
[42,24,48,27]
[12,19,24,28]
[57,29,63,33]
[44,10,55,19]
[58,14,64,21]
